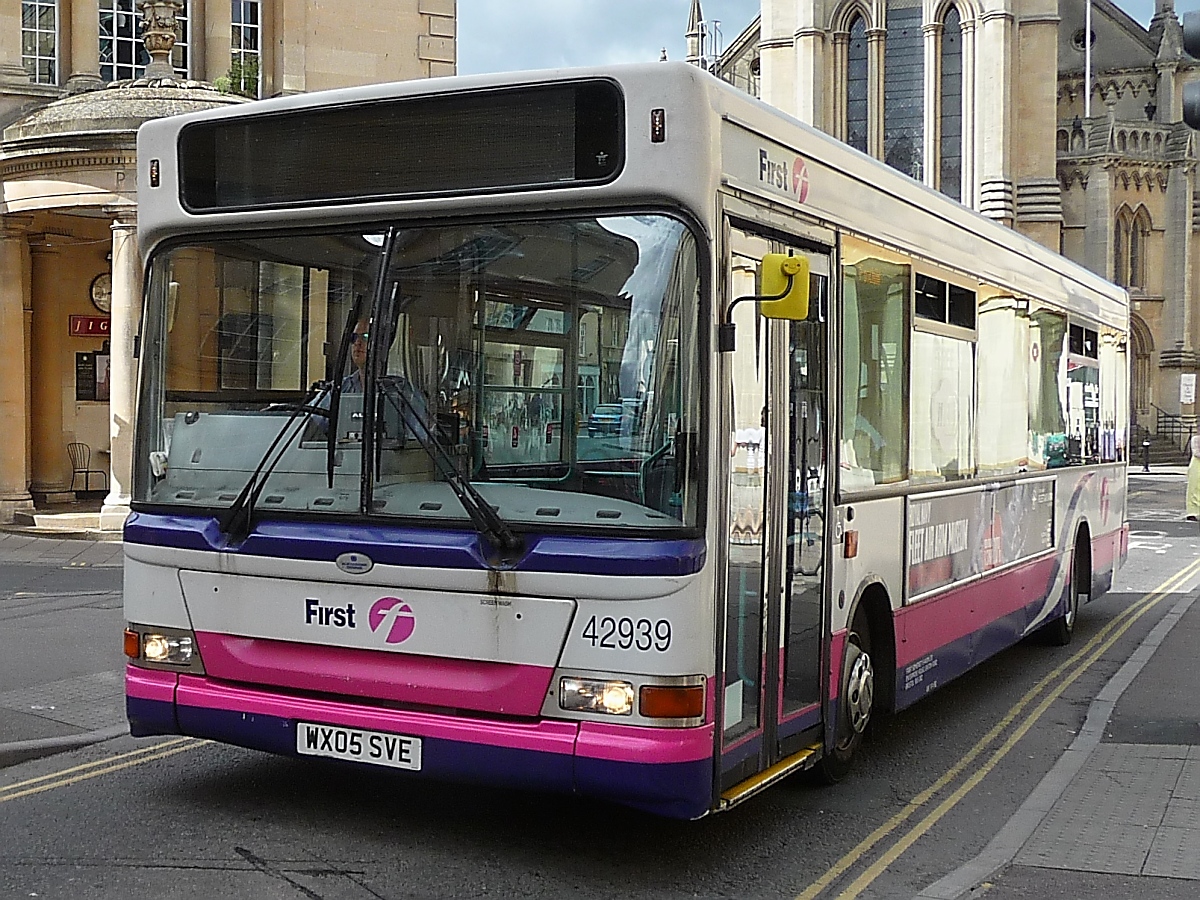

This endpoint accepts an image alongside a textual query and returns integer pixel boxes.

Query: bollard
[1142,439,1151,473]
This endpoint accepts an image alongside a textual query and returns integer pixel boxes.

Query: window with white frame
[21,0,58,85]
[230,0,262,98]
[99,0,190,82]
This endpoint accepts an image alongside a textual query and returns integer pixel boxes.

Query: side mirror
[758,254,810,321]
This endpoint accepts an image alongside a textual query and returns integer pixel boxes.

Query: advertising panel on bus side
[907,481,1055,597]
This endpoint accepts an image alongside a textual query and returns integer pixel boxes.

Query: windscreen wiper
[325,308,362,489]
[376,375,523,565]
[217,384,330,540]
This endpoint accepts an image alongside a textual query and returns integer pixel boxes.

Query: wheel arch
[845,578,897,716]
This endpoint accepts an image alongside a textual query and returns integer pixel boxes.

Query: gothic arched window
[939,6,963,200]
[1129,209,1150,289]
[847,15,869,153]
[1113,210,1129,287]
[884,0,925,179]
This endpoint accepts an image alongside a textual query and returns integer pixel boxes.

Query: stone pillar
[923,22,941,192]
[1083,162,1113,278]
[960,18,977,208]
[867,28,886,160]
[1013,11,1062,251]
[976,9,1014,224]
[66,0,103,91]
[0,217,34,524]
[0,0,32,83]
[29,239,71,499]
[101,211,142,531]
[759,0,797,118]
[204,0,233,84]
[794,25,826,129]
[273,0,308,95]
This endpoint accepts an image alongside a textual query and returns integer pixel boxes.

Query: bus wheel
[1043,538,1087,646]
[817,613,875,783]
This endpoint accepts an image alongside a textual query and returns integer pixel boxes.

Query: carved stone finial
[140,0,184,80]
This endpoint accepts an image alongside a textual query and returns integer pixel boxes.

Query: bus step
[720,743,822,809]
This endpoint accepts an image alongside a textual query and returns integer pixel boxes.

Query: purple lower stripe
[125,512,706,577]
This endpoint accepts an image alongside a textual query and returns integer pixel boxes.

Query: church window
[1113,214,1127,286]
[1129,210,1149,289]
[100,0,191,82]
[884,1,925,180]
[21,0,57,85]
[939,6,963,201]
[846,15,869,153]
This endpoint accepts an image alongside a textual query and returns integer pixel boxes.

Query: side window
[977,294,1031,476]
[841,238,908,488]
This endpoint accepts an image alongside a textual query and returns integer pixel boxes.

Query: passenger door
[719,219,830,790]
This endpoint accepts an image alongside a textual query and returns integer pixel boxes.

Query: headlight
[124,625,203,672]
[559,677,635,716]
[142,633,195,664]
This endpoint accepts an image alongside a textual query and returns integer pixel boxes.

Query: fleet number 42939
[580,615,672,652]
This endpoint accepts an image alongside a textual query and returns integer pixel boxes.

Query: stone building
[0,0,457,527]
[695,0,1200,448]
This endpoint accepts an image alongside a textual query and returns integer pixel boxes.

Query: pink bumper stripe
[896,553,1057,667]
[577,721,714,764]
[176,674,579,754]
[126,665,177,701]
[195,632,553,717]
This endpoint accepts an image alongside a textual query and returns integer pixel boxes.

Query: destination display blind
[178,80,625,212]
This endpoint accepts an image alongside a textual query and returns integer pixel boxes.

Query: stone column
[960,18,977,208]
[759,0,798,117]
[867,28,886,160]
[975,9,1015,224]
[203,0,232,84]
[29,239,70,499]
[0,217,34,523]
[0,0,32,83]
[66,0,103,91]
[794,26,826,129]
[923,22,942,192]
[101,210,142,531]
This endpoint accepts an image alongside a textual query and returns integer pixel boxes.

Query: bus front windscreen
[134,215,704,533]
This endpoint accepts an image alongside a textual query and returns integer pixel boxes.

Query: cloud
[458,0,760,75]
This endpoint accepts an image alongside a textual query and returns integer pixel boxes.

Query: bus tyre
[1043,538,1087,646]
[1043,576,1081,646]
[817,615,875,783]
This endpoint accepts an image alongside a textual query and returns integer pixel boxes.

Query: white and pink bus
[123,62,1129,818]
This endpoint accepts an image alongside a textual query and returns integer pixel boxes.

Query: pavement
[2,466,1200,900]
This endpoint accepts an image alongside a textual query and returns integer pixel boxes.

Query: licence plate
[296,721,422,771]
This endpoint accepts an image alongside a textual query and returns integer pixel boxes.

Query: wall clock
[90,273,112,314]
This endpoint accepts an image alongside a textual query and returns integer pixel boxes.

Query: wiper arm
[326,308,362,489]
[376,375,523,565]
[217,385,329,541]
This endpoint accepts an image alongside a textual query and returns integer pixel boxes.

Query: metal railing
[1153,404,1193,453]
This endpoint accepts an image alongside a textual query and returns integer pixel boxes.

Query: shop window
[21,0,57,85]
[100,0,190,82]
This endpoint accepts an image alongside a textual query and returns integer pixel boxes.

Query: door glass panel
[723,231,769,744]
[782,275,827,718]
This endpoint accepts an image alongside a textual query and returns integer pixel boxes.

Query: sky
[456,0,1196,76]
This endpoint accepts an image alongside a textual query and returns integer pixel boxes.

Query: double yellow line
[0,738,201,805]
[796,553,1200,900]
